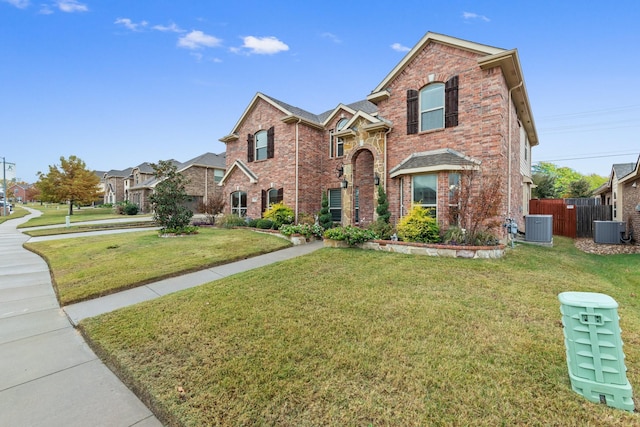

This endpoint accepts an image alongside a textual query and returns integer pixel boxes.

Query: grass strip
[23,221,155,237]
[80,237,640,425]
[25,228,291,305]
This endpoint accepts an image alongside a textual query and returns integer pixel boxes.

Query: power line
[535,152,639,163]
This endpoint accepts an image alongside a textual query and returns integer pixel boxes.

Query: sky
[1,0,639,184]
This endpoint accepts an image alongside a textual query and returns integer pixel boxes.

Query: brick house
[129,153,226,213]
[7,183,29,203]
[103,168,132,205]
[219,32,538,237]
[595,157,640,240]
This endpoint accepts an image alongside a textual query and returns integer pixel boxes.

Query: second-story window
[420,83,445,131]
[255,130,268,161]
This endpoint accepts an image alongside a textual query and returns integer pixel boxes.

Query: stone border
[325,239,505,259]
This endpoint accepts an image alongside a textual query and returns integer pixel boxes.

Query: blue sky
[1,0,639,183]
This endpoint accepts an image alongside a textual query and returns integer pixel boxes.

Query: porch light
[374,174,380,186]
[341,179,348,189]
[336,164,344,178]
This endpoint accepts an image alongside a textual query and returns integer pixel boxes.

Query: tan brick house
[220,32,538,237]
[130,153,226,213]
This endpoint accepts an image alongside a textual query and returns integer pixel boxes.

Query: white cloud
[2,0,30,9]
[56,0,88,12]
[153,23,184,33]
[178,30,222,49]
[114,18,148,32]
[38,4,53,14]
[462,11,490,22]
[321,32,341,44]
[239,36,289,55]
[391,42,410,52]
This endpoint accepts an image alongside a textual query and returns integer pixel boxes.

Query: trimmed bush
[219,214,247,229]
[323,226,377,246]
[263,202,294,228]
[396,205,440,243]
[318,191,332,230]
[280,223,324,240]
[256,218,275,229]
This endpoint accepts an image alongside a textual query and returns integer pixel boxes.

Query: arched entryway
[352,149,376,226]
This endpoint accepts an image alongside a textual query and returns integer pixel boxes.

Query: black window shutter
[407,89,419,134]
[445,75,459,128]
[277,187,283,204]
[261,189,266,212]
[247,133,255,162]
[267,126,275,159]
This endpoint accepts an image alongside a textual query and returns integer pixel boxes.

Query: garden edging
[324,239,505,259]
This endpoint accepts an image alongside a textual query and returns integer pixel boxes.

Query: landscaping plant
[323,225,377,246]
[149,160,194,234]
[318,191,333,230]
[396,205,440,243]
[262,202,294,228]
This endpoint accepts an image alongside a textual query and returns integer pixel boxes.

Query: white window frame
[255,130,267,161]
[420,83,445,132]
[231,191,247,217]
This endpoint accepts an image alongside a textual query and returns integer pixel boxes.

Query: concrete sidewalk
[1,207,322,426]
[0,209,162,426]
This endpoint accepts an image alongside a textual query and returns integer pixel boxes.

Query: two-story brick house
[220,32,538,237]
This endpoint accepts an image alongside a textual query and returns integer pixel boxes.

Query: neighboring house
[103,168,132,205]
[219,32,538,237]
[595,157,640,239]
[8,183,29,203]
[129,153,226,213]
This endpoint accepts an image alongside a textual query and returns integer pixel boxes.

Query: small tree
[149,160,193,233]
[318,191,333,230]
[36,155,102,215]
[197,192,226,225]
[369,186,394,240]
[567,178,593,198]
[453,168,503,244]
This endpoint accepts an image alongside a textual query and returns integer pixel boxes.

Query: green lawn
[0,204,29,223]
[80,237,640,426]
[22,221,155,237]
[18,204,145,228]
[25,228,292,305]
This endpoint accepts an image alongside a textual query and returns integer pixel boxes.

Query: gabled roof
[613,162,636,180]
[219,159,258,185]
[368,31,538,147]
[179,152,226,171]
[131,162,154,175]
[219,93,380,142]
[104,168,132,179]
[389,148,480,178]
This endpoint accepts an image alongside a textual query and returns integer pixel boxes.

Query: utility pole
[2,157,6,217]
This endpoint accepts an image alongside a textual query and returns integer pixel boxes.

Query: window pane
[267,189,278,206]
[255,131,267,160]
[421,110,444,131]
[413,174,437,205]
[420,84,443,110]
[328,188,342,222]
[448,173,460,201]
[336,118,348,131]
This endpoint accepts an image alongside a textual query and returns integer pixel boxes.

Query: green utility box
[558,292,634,412]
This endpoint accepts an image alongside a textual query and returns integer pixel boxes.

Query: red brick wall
[375,42,517,236]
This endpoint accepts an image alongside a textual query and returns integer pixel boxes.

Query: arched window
[420,83,445,131]
[231,191,247,217]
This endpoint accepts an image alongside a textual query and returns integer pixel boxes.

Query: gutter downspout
[508,81,523,220]
[295,118,301,224]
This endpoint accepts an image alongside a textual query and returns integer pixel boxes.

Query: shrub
[396,205,440,243]
[197,193,226,225]
[297,212,316,225]
[442,226,499,246]
[246,218,259,228]
[123,202,139,215]
[161,225,199,235]
[219,214,247,229]
[318,191,332,230]
[376,186,391,223]
[280,223,324,240]
[149,160,193,233]
[263,202,294,228]
[256,218,275,229]
[323,226,377,246]
[369,220,395,240]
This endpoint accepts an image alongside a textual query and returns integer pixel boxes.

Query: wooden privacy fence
[529,199,612,238]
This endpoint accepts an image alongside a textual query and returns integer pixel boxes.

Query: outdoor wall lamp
[335,164,344,178]
[374,174,380,186]
[341,179,348,189]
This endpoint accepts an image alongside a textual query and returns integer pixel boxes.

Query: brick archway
[352,149,375,226]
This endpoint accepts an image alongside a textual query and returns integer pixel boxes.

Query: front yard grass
[25,228,291,305]
[18,205,144,228]
[22,221,155,237]
[0,204,29,223]
[80,237,640,426]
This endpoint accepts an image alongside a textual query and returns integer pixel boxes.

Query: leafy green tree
[533,162,607,197]
[375,186,390,223]
[318,191,332,230]
[567,178,593,198]
[149,160,193,233]
[36,155,101,215]
[532,173,558,199]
